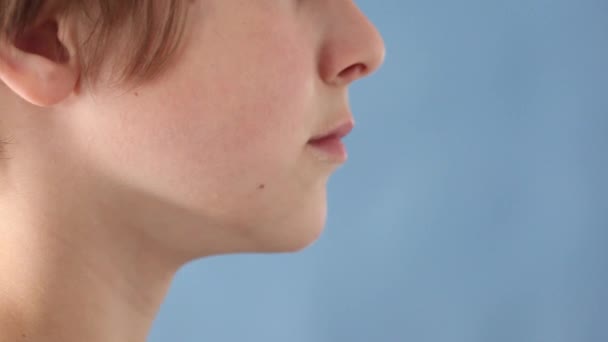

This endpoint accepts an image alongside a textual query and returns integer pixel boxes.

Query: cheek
[168,29,315,181]
[89,33,316,223]
[180,56,314,211]
[71,11,327,248]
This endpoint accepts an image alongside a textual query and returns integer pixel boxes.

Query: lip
[309,120,355,142]
[308,120,354,163]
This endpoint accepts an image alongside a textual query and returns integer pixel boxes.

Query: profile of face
[11,0,385,258]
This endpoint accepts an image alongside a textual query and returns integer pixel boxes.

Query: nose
[317,1,386,87]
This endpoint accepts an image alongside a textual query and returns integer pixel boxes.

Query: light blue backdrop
[149,0,608,341]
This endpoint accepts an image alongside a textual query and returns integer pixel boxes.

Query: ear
[0,20,79,107]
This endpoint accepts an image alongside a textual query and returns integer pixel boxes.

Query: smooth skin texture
[0,0,385,341]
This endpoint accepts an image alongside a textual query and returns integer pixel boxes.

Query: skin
[0,0,385,341]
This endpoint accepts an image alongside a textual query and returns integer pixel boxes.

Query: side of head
[0,0,385,260]
[0,0,188,103]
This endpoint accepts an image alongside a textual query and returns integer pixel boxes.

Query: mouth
[307,120,354,163]
[309,120,355,142]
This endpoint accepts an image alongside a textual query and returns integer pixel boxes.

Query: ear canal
[13,21,70,64]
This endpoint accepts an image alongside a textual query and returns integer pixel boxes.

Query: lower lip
[307,136,348,163]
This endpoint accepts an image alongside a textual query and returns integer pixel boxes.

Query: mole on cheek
[258,184,265,190]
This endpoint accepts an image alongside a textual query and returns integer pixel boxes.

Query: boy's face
[65,0,385,254]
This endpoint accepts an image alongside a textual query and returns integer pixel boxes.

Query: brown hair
[0,0,189,83]
[0,0,189,159]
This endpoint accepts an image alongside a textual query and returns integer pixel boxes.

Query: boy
[0,0,385,341]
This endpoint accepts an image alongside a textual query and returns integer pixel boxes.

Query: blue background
[150,0,608,341]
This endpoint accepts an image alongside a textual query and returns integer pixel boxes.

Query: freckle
[258,184,265,189]
[134,91,139,96]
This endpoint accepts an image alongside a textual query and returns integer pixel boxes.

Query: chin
[252,193,329,254]
[278,220,327,253]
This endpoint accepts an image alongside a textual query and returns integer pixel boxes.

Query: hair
[0,0,189,84]
[0,0,189,159]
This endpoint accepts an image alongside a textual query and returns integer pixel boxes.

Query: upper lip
[309,119,355,142]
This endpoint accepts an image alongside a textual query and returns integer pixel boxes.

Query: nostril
[338,63,367,83]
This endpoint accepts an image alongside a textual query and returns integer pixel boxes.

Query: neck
[0,155,187,342]
[0,193,181,342]
[0,99,245,342]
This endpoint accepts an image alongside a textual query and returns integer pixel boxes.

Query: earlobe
[0,21,79,107]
